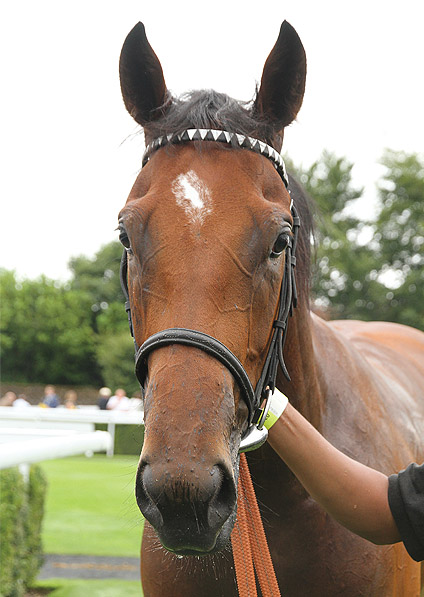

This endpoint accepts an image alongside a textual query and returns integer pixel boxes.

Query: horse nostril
[136,458,237,553]
[135,463,164,528]
[208,464,237,530]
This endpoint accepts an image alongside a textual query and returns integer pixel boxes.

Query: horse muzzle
[136,458,237,555]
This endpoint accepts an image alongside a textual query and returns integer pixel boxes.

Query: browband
[142,128,289,189]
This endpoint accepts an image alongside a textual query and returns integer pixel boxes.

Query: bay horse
[118,22,424,596]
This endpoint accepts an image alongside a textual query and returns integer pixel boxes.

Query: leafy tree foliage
[0,270,101,384]
[96,331,140,397]
[289,150,423,329]
[95,303,139,396]
[292,151,371,315]
[69,242,136,392]
[68,241,124,314]
[372,151,424,328]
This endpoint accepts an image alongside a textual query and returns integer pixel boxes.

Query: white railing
[0,407,144,458]
[0,428,113,470]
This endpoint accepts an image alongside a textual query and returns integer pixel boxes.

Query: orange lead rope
[231,453,281,597]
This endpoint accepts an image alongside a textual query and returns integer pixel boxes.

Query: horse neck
[246,302,323,498]
[275,301,323,431]
[247,302,324,498]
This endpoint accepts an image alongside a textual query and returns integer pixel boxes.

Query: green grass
[40,455,143,557]
[32,579,141,596]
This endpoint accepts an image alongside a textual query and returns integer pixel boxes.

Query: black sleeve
[388,463,424,562]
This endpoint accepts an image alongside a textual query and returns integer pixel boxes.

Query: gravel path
[38,554,140,581]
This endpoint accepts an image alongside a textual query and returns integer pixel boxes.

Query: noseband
[120,128,300,451]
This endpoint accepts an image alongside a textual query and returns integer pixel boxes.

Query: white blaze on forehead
[171,170,212,224]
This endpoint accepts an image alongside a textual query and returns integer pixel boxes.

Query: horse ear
[119,22,169,126]
[254,21,306,132]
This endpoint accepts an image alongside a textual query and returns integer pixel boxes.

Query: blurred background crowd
[0,385,142,411]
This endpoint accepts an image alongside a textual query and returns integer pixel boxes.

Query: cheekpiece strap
[142,128,289,188]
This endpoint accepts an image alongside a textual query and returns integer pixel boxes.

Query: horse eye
[270,233,290,258]
[119,226,131,250]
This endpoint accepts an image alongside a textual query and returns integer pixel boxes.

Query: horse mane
[144,89,277,145]
[144,89,314,307]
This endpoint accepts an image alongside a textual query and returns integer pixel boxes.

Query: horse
[118,21,424,596]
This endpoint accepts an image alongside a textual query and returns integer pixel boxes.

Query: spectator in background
[97,387,112,410]
[13,393,31,408]
[0,391,17,406]
[42,385,60,408]
[106,388,131,411]
[64,390,78,409]
[129,391,143,411]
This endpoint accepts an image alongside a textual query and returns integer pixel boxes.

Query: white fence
[0,428,113,470]
[0,407,145,468]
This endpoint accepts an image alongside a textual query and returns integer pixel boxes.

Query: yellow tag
[263,390,289,430]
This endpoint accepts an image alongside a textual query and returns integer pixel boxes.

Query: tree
[289,151,379,318]
[288,150,423,329]
[69,242,137,392]
[96,331,140,397]
[0,270,101,384]
[68,241,124,315]
[95,302,140,395]
[371,151,424,328]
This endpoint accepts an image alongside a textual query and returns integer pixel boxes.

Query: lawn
[31,579,141,596]
[40,455,143,557]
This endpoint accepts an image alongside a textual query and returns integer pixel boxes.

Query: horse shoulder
[327,319,424,400]
[328,319,424,363]
[310,313,424,468]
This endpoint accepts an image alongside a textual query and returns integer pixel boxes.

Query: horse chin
[158,508,237,557]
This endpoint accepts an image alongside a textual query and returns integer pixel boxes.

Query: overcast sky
[2,1,423,280]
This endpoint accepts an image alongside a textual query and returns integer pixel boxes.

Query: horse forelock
[143,89,277,147]
[142,89,314,309]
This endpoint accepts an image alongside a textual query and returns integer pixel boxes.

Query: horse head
[119,22,306,555]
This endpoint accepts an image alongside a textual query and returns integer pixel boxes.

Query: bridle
[119,128,300,452]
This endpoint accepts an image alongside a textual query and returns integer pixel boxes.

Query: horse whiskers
[145,530,233,575]
[242,488,279,524]
[126,516,144,532]
[191,502,202,534]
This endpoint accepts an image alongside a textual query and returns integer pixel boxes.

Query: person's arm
[267,400,401,545]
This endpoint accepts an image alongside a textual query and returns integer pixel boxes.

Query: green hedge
[0,465,47,597]
[95,424,144,455]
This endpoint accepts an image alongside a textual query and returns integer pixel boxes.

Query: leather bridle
[119,128,300,452]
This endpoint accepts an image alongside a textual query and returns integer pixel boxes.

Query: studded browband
[142,128,289,189]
